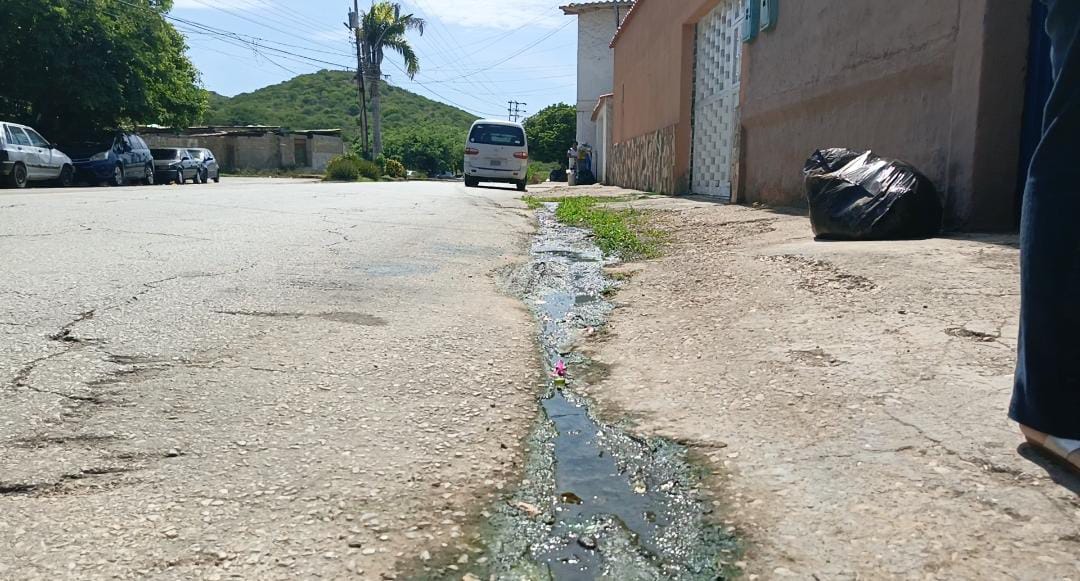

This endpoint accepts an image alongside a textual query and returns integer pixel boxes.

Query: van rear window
[469,124,525,147]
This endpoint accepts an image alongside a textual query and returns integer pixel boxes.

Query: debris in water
[559,492,583,505]
[554,360,567,377]
[510,500,542,518]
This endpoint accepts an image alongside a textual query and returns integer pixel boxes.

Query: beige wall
[739,0,1031,230]
[310,134,344,171]
[142,133,344,172]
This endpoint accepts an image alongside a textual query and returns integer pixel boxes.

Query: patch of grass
[554,196,666,259]
[522,195,564,209]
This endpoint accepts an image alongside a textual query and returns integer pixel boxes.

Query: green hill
[201,70,477,140]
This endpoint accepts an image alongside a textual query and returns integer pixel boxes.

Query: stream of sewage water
[449,204,738,581]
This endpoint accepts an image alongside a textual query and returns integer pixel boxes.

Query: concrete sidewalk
[541,186,1079,579]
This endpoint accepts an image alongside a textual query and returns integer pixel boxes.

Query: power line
[404,0,505,102]
[418,20,573,83]
[259,0,339,35]
[456,13,565,51]
[180,0,346,54]
[384,59,502,118]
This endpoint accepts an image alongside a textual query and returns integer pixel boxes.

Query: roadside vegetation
[527,161,561,185]
[325,154,380,182]
[524,104,575,165]
[527,196,666,258]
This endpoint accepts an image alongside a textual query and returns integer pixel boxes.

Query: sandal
[1020,424,1080,472]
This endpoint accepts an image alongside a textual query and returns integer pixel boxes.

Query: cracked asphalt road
[0,178,538,580]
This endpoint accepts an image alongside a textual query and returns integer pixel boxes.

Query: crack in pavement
[47,309,96,341]
[79,224,213,242]
[8,310,99,390]
[108,263,259,309]
[0,225,93,239]
[214,310,386,326]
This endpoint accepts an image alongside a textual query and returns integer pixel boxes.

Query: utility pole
[350,0,370,158]
[508,101,526,123]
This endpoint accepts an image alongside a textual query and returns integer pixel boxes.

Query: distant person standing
[1011,0,1080,470]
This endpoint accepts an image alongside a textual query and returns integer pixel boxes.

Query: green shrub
[385,159,406,179]
[356,158,380,180]
[325,155,361,181]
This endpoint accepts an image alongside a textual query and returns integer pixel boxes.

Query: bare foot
[1020,424,1080,471]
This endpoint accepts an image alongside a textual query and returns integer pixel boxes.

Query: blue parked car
[66,132,155,186]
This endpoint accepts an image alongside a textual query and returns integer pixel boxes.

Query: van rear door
[467,124,527,171]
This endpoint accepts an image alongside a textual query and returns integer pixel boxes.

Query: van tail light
[465,148,480,156]
[513,152,529,160]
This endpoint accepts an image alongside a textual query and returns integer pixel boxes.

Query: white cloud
[402,0,567,30]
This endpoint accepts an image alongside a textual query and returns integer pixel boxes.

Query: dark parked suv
[151,148,200,184]
[187,148,220,183]
[67,132,155,186]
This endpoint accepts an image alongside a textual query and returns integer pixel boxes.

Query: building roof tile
[609,0,647,47]
[561,1,634,15]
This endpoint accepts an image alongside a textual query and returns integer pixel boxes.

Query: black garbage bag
[803,149,943,240]
[576,168,596,186]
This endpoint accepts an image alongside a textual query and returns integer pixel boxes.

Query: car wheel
[8,163,29,189]
[143,164,155,185]
[111,165,125,187]
[57,165,74,187]
[213,174,220,183]
[516,180,527,192]
[176,169,185,185]
[464,177,478,188]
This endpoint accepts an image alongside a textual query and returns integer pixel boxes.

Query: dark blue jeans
[1011,0,1080,439]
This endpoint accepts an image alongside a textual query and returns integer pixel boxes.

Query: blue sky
[170,0,578,120]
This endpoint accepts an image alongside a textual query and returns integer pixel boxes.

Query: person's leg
[1011,0,1080,458]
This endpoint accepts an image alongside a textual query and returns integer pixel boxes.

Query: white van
[463,120,528,191]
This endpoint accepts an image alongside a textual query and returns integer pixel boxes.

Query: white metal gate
[691,0,743,200]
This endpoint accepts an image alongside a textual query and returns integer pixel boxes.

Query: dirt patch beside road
[560,192,1079,578]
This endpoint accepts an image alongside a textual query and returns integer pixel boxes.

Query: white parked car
[463,120,528,191]
[0,121,74,188]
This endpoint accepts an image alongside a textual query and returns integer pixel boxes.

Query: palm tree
[360,2,424,158]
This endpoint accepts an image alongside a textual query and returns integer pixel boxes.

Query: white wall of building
[575,7,624,148]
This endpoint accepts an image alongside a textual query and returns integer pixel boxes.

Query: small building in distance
[139,126,344,172]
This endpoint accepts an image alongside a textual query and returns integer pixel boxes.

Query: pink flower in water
[554,360,567,377]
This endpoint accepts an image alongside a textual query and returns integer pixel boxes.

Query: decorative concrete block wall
[608,125,677,194]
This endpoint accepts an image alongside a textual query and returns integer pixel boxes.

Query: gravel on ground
[534,184,1079,580]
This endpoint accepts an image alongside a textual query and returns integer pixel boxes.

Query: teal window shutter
[760,0,778,30]
[742,0,760,42]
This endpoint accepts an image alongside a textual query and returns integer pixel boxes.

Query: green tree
[383,125,465,176]
[0,0,205,141]
[524,103,576,166]
[360,2,424,158]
